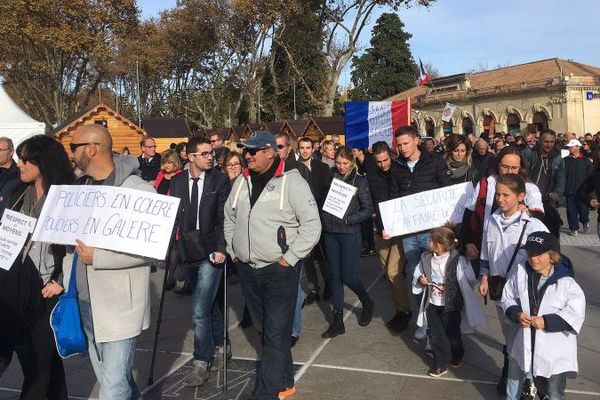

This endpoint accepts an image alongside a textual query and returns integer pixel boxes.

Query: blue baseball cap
[237,131,277,150]
[522,231,559,254]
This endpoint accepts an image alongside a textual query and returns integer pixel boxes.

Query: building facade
[388,58,600,138]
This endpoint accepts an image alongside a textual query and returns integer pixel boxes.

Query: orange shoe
[278,386,296,399]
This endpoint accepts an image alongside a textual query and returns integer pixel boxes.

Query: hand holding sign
[75,239,94,265]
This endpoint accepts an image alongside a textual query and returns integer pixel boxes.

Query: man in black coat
[472,139,496,180]
[564,139,593,235]
[169,137,231,387]
[138,136,162,183]
[0,137,20,217]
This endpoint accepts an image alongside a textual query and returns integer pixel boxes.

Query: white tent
[0,84,46,152]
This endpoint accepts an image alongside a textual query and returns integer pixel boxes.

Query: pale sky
[138,0,600,85]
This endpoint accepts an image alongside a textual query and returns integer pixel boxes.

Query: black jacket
[0,161,20,218]
[321,168,373,234]
[138,154,162,182]
[577,167,600,222]
[297,159,332,208]
[564,155,592,195]
[394,150,453,196]
[365,158,401,232]
[170,168,231,258]
[472,151,496,181]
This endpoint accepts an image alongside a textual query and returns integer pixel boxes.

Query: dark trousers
[237,261,300,400]
[14,296,67,400]
[324,231,369,312]
[534,373,567,400]
[565,194,590,231]
[360,217,375,250]
[426,305,464,370]
[303,244,330,293]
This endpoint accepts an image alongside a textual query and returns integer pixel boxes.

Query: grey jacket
[224,162,321,268]
[522,146,565,198]
[63,155,154,343]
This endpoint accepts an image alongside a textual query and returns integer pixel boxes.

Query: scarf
[447,159,469,180]
[499,211,521,232]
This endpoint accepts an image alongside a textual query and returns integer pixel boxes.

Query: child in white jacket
[501,231,585,400]
[413,227,485,378]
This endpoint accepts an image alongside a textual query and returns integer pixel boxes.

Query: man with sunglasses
[275,132,299,171]
[224,131,321,400]
[169,137,231,387]
[138,136,161,184]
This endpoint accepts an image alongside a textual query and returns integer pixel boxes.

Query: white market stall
[0,84,46,153]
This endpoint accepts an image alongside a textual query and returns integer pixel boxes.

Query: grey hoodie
[224,164,321,268]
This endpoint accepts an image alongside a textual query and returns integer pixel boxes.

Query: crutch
[147,233,176,385]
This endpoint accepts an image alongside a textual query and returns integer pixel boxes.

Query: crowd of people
[0,124,595,400]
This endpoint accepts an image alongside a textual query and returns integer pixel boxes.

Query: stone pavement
[1,215,599,399]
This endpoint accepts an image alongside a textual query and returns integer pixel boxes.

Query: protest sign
[0,210,36,271]
[322,178,358,219]
[379,182,471,237]
[441,103,457,122]
[32,185,180,260]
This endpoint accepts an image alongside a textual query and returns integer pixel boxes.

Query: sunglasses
[277,144,286,150]
[243,147,268,156]
[70,142,100,153]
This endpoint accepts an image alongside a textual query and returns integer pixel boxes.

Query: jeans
[534,373,567,400]
[402,232,430,283]
[426,306,463,369]
[237,261,300,399]
[324,231,369,312]
[190,259,224,363]
[506,357,532,400]
[565,193,590,231]
[79,301,140,400]
[292,263,305,337]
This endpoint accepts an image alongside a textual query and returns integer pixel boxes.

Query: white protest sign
[561,149,569,158]
[32,185,180,260]
[322,178,357,219]
[0,210,37,271]
[441,103,457,122]
[379,182,471,237]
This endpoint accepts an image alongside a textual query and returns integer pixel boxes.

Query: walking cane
[147,236,176,385]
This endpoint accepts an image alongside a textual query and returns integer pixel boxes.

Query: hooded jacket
[522,146,565,198]
[501,262,585,378]
[62,155,154,343]
[224,159,321,268]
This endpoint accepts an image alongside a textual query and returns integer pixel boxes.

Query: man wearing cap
[564,139,593,235]
[224,131,321,400]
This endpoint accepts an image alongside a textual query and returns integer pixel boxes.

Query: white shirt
[429,252,449,306]
[188,171,205,230]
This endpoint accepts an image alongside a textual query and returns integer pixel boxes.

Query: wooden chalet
[141,117,191,152]
[53,103,146,156]
[309,117,345,144]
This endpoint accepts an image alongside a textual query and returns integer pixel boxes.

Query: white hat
[566,139,582,147]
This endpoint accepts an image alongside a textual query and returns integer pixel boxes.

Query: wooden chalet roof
[53,102,145,139]
[312,117,344,135]
[261,121,286,134]
[388,58,600,102]
[285,119,310,138]
[141,118,190,139]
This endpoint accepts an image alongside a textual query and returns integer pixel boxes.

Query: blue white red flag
[418,58,431,87]
[344,100,410,149]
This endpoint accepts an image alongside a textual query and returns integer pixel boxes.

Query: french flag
[418,58,431,87]
[344,100,410,149]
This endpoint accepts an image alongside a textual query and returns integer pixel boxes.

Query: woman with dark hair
[321,146,374,338]
[444,134,477,184]
[577,149,600,240]
[9,135,74,399]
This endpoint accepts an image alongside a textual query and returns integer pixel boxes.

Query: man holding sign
[64,125,155,399]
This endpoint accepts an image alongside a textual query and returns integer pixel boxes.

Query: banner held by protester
[379,182,471,237]
[32,185,180,260]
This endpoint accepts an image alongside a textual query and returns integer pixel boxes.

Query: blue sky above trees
[139,0,600,86]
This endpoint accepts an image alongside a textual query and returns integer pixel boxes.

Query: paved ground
[1,212,599,399]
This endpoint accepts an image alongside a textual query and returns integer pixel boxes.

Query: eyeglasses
[189,150,215,158]
[143,144,157,148]
[242,147,268,156]
[70,142,100,153]
[226,162,241,169]
[499,164,520,173]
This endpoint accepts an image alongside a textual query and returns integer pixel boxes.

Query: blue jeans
[323,231,369,312]
[402,232,430,282]
[292,263,305,337]
[79,301,140,400]
[237,261,300,399]
[506,357,532,400]
[190,259,224,363]
[535,373,567,400]
[565,193,590,231]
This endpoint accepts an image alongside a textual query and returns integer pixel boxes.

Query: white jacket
[413,253,486,333]
[480,211,548,278]
[501,263,585,378]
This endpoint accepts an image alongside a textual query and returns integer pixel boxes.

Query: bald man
[62,125,155,399]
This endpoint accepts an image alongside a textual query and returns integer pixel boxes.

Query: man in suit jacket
[169,137,231,387]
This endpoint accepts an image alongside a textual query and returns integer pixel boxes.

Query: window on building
[443,120,453,135]
[506,113,520,134]
[483,115,495,136]
[462,118,474,135]
[425,120,435,137]
[94,120,108,127]
[532,112,548,132]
